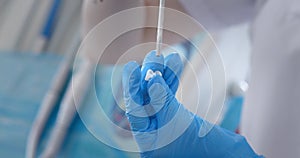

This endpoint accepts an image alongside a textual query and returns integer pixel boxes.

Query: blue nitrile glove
[122,51,263,158]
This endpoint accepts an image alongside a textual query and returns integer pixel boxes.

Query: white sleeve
[178,0,256,31]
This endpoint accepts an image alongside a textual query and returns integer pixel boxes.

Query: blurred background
[0,0,252,157]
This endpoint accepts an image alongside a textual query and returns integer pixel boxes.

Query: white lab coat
[179,0,300,157]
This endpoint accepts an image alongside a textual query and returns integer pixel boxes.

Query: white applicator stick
[155,0,166,57]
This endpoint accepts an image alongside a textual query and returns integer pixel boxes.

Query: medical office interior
[0,0,299,157]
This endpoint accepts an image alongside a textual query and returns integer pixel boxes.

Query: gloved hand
[123,51,263,158]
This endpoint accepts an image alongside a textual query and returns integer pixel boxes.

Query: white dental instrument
[26,35,80,158]
[40,59,93,158]
[155,0,165,57]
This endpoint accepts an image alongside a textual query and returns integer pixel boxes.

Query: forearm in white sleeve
[178,0,256,31]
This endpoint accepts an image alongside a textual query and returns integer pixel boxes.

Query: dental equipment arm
[26,36,79,158]
[40,60,93,158]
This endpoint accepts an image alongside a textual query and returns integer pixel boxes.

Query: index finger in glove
[141,51,164,105]
[122,61,150,131]
[164,53,183,94]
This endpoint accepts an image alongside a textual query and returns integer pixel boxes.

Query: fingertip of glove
[164,53,183,89]
[147,75,170,105]
[147,75,167,90]
[165,53,183,71]
[143,50,164,66]
[124,61,140,72]
[166,53,181,61]
[123,61,141,86]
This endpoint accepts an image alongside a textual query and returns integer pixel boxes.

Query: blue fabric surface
[0,52,138,158]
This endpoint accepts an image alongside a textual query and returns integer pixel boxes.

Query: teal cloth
[0,52,138,158]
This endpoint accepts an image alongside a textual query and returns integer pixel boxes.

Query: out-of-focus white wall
[179,23,251,123]
[218,23,251,85]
